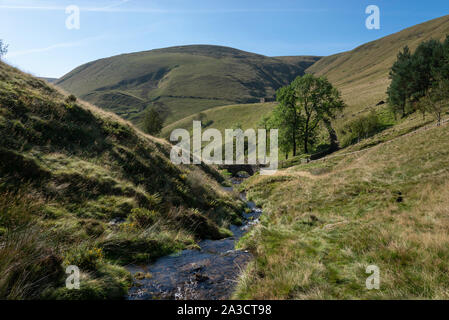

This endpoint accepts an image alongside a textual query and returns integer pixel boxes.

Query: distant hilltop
[55,44,320,128]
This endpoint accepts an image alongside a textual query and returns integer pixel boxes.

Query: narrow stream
[126,178,262,300]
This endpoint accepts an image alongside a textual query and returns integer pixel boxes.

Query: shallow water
[126,181,262,300]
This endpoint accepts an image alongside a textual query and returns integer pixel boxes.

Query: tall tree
[409,39,444,101]
[292,75,345,154]
[387,46,413,118]
[423,78,449,126]
[143,108,163,136]
[388,40,448,119]
[437,35,449,80]
[269,99,301,159]
[273,85,303,156]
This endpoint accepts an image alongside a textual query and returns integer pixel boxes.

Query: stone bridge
[218,164,260,177]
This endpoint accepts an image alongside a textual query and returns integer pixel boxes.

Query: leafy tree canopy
[268,74,345,157]
[143,107,163,136]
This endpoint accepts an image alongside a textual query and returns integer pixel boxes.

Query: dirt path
[272,117,449,180]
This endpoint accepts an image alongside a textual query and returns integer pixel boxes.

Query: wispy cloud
[0,0,143,12]
[0,0,165,13]
[6,35,107,58]
[0,1,325,14]
[102,0,132,10]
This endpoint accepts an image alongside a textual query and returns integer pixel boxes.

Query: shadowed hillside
[0,61,242,299]
[56,45,316,127]
[38,77,58,84]
[274,56,321,70]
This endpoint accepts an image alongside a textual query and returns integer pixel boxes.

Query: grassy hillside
[307,15,449,119]
[56,45,314,127]
[234,111,449,299]
[161,102,277,138]
[38,77,58,84]
[274,56,321,69]
[0,61,242,299]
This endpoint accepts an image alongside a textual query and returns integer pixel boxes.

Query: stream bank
[126,178,262,300]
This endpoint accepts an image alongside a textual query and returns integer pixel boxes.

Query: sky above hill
[1,0,448,78]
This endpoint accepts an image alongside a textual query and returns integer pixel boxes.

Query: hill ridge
[56,45,318,127]
[306,14,449,117]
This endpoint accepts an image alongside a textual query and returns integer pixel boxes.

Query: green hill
[161,102,277,138]
[0,61,241,299]
[306,15,449,118]
[38,77,58,83]
[56,45,318,127]
[274,56,321,69]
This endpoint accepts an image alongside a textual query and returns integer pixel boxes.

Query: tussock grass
[0,60,242,299]
[0,192,63,299]
[235,119,449,299]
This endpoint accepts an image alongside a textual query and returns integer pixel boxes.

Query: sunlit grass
[235,120,449,299]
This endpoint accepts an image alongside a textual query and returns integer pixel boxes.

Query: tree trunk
[292,131,297,157]
[304,120,309,154]
[292,108,298,157]
[304,133,309,154]
[323,118,339,152]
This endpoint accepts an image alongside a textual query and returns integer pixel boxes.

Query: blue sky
[0,0,448,78]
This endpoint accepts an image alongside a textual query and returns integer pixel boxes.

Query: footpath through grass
[234,119,449,299]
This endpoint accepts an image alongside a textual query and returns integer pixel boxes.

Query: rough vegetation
[307,15,449,122]
[232,22,449,300]
[0,61,242,299]
[3,14,449,301]
[235,115,449,299]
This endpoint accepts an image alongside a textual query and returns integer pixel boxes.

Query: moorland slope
[56,45,318,127]
[307,15,449,117]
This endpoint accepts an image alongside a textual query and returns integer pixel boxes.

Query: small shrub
[168,207,226,240]
[42,205,67,219]
[340,111,385,147]
[146,193,162,208]
[0,226,63,299]
[0,191,41,231]
[127,208,158,228]
[78,219,105,237]
[186,170,208,195]
[47,264,132,300]
[99,235,184,264]
[65,94,77,103]
[143,107,163,136]
[64,245,104,271]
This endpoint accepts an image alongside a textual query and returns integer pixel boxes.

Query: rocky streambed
[127,179,262,300]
